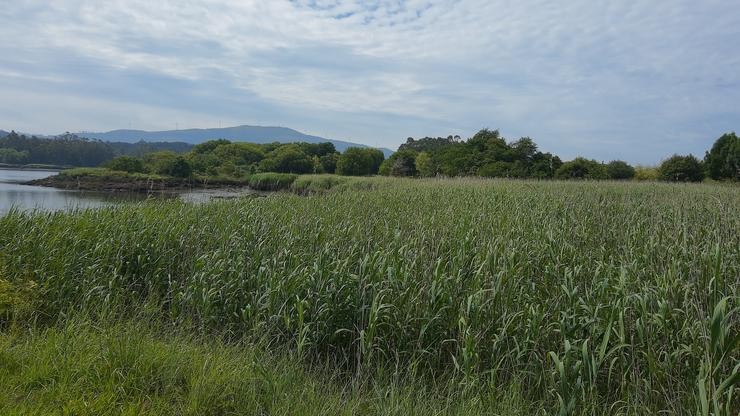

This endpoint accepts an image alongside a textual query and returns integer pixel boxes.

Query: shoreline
[26,175,251,193]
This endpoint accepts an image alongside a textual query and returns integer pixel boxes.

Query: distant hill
[0,130,8,138]
[78,125,393,157]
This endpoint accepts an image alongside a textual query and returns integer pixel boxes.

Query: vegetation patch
[0,178,737,413]
[247,172,298,191]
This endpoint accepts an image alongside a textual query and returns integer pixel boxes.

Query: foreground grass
[1,178,738,414]
[0,319,538,416]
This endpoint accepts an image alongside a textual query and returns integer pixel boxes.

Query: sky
[1,1,739,164]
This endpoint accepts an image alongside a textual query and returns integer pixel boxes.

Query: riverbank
[25,167,253,192]
[27,173,246,192]
[24,168,369,194]
[0,163,67,170]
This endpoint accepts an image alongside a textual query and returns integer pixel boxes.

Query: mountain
[78,125,393,156]
[0,130,8,138]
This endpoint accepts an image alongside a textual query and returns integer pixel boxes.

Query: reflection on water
[0,169,158,215]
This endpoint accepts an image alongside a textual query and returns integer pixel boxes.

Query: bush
[659,154,704,182]
[248,172,297,191]
[606,160,635,180]
[555,158,608,180]
[103,156,145,173]
[167,157,193,178]
[634,166,659,181]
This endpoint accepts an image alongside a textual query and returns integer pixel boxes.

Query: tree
[192,139,231,154]
[415,152,435,177]
[258,144,313,174]
[478,161,514,178]
[378,150,416,176]
[336,147,384,176]
[212,143,265,166]
[704,132,739,180]
[0,148,29,164]
[167,157,193,178]
[144,151,179,175]
[659,155,704,182]
[103,156,145,173]
[555,158,608,180]
[606,160,635,180]
[319,153,339,174]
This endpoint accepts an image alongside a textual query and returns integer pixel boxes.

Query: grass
[0,178,738,414]
[58,167,168,181]
[0,318,538,415]
[248,172,298,191]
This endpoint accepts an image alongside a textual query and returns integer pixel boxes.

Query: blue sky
[1,0,738,164]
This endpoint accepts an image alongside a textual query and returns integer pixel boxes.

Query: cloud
[0,0,738,163]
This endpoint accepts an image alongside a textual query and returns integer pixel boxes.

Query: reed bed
[1,178,737,414]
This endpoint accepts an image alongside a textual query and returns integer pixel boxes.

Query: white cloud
[1,0,739,163]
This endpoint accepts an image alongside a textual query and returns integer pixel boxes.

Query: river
[0,168,153,215]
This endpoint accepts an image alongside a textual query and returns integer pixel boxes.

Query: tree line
[380,130,739,182]
[101,139,386,178]
[2,129,737,182]
[0,132,191,167]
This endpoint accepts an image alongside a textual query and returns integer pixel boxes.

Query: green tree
[555,158,608,180]
[143,151,179,175]
[415,152,435,177]
[319,153,340,174]
[0,148,29,164]
[212,143,265,166]
[167,157,193,178]
[659,154,704,182]
[103,156,145,173]
[258,144,313,174]
[336,147,384,176]
[704,132,739,180]
[605,160,635,180]
[192,139,231,154]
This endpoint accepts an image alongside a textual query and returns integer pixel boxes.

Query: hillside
[78,125,393,157]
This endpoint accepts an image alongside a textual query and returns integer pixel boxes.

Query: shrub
[103,156,145,173]
[659,154,704,182]
[555,158,608,179]
[634,166,659,181]
[167,157,193,178]
[606,160,635,180]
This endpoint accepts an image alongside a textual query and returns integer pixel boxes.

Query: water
[0,168,152,215]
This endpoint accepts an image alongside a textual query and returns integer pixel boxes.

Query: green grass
[58,167,168,181]
[0,318,539,415]
[0,178,738,414]
[248,172,298,191]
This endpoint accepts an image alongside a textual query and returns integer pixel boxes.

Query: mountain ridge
[76,125,393,156]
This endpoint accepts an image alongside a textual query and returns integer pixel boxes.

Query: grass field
[1,178,738,415]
